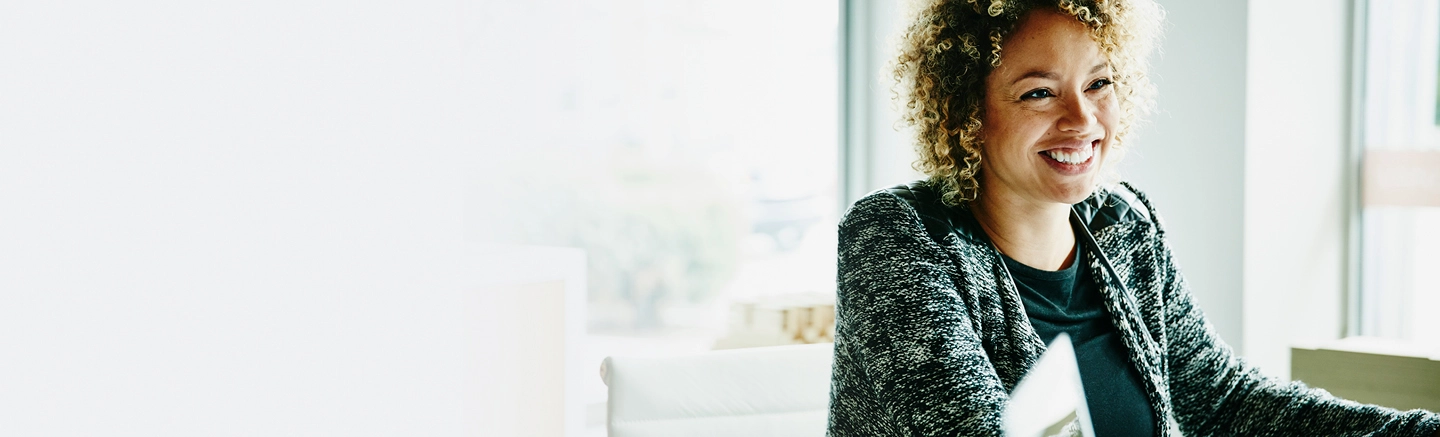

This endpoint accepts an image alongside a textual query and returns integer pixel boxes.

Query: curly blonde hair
[892,0,1163,206]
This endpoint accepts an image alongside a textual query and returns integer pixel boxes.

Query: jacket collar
[881,180,1152,247]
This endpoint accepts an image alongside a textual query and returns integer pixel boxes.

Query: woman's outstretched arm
[1145,217,1440,436]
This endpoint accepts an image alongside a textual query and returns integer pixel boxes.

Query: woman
[827,0,1440,436]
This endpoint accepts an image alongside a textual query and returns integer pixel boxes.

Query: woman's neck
[970,192,1077,271]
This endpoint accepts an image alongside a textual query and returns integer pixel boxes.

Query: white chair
[600,343,834,437]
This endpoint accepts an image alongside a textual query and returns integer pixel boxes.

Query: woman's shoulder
[1077,181,1168,234]
[847,179,940,208]
[843,180,934,227]
[842,180,982,246]
[839,182,928,241]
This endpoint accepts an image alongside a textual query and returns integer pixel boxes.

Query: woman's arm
[1153,234,1440,435]
[828,192,1007,437]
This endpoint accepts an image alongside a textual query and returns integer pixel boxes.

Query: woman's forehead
[991,10,1107,81]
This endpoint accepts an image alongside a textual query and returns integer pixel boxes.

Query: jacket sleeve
[1150,220,1440,435]
[828,192,1007,437]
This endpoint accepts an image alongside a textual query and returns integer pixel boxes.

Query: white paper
[1002,333,1095,437]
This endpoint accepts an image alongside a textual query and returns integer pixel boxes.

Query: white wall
[1242,0,1352,379]
[1118,0,1357,380]
[1121,0,1249,348]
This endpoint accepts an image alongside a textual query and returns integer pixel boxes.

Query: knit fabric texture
[827,180,1440,436]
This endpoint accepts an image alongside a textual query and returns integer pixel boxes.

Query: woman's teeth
[1044,146,1093,164]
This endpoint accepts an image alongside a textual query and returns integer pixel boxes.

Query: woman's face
[979,9,1119,207]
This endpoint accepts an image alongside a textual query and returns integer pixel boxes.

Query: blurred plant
[473,145,745,332]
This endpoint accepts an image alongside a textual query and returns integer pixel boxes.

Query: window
[1356,0,1440,348]
[470,0,841,431]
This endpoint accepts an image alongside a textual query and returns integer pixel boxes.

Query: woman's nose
[1057,94,1098,133]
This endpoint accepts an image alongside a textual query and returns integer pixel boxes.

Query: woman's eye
[1020,89,1053,100]
[1088,78,1113,90]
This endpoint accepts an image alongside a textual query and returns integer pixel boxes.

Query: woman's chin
[1052,181,1100,205]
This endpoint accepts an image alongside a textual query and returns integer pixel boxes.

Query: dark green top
[1002,243,1156,437]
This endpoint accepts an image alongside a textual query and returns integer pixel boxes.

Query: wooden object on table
[714,293,835,349]
[1291,336,1440,412]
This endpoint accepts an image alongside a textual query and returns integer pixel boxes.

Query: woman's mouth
[1038,140,1100,174]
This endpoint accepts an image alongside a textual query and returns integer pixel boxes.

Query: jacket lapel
[1073,207,1176,435]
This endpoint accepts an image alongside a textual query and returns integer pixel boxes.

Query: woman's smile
[1038,138,1101,175]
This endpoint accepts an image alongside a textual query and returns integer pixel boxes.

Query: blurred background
[1,0,1437,436]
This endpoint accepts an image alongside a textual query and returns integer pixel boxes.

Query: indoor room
[2,0,1437,436]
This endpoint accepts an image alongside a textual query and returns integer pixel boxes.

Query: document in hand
[1002,333,1095,437]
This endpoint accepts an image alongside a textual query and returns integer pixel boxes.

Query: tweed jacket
[827,180,1440,436]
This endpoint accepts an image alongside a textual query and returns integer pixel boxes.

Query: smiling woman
[826,0,1440,436]
[973,10,1119,272]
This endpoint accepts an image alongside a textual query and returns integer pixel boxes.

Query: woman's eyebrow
[1009,63,1111,85]
[1011,70,1059,84]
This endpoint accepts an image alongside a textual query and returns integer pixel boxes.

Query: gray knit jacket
[827,180,1440,436]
